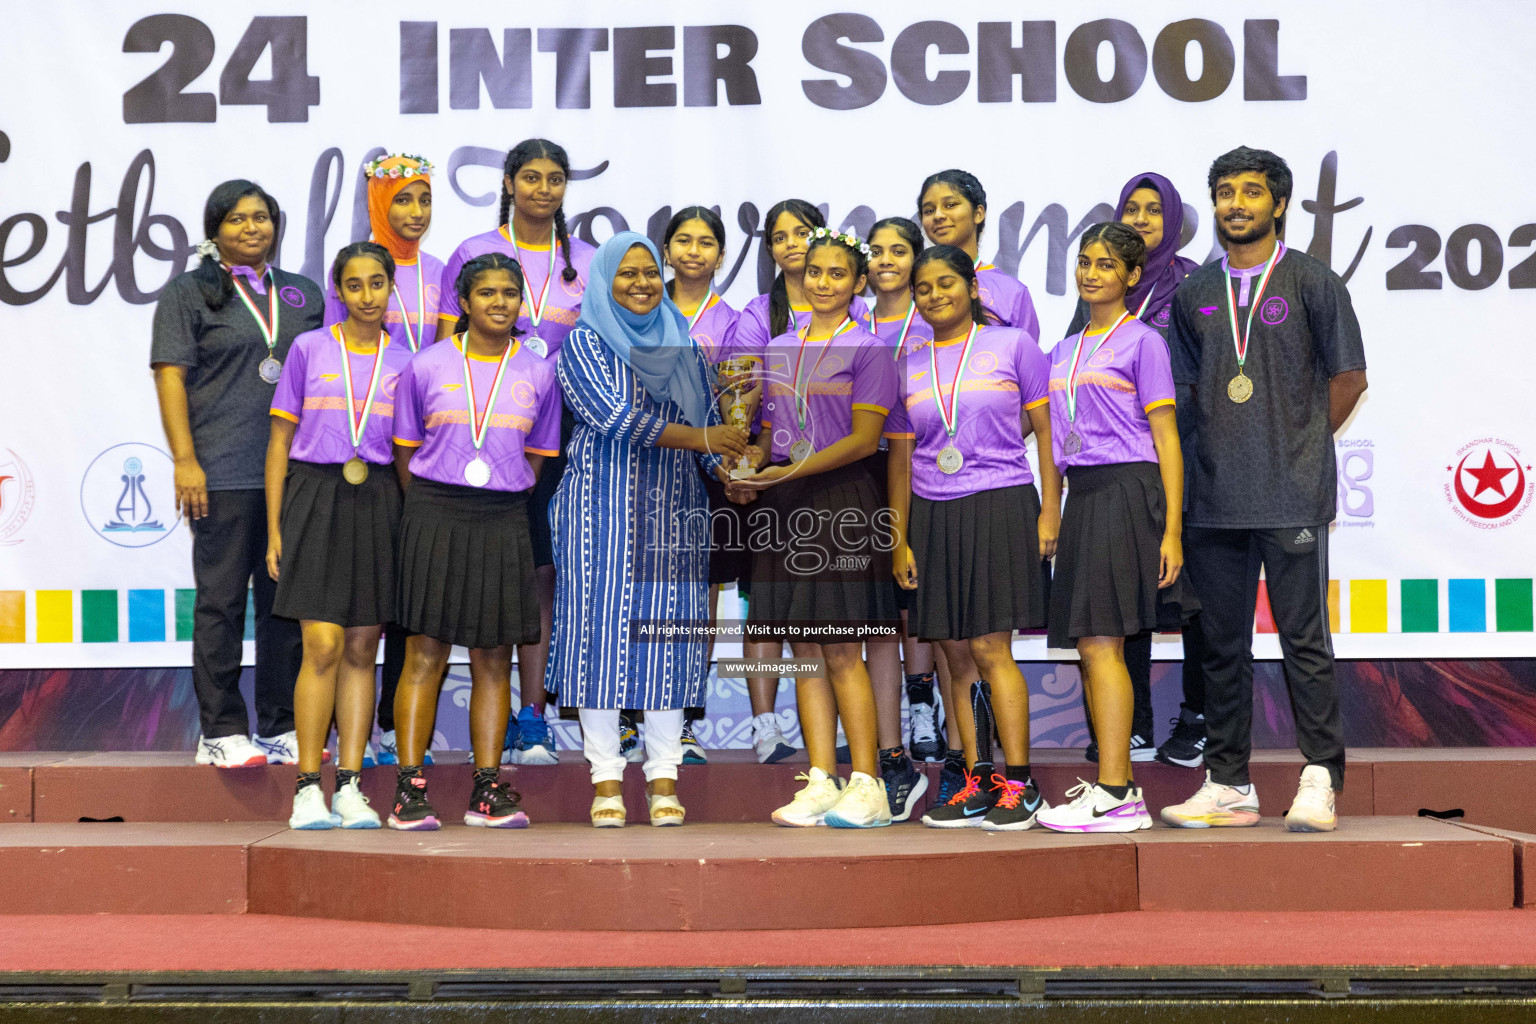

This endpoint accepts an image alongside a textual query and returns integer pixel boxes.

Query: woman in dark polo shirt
[150,179,323,768]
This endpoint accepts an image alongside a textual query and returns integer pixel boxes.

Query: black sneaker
[835,742,851,765]
[907,687,945,762]
[982,775,1047,831]
[1156,707,1207,768]
[1085,740,1098,763]
[935,754,967,806]
[921,768,994,828]
[388,773,440,831]
[880,750,929,823]
[464,776,529,828]
[1130,733,1156,762]
[680,721,708,764]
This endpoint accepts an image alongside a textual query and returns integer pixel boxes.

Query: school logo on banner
[0,447,36,546]
[1444,438,1532,529]
[79,442,181,548]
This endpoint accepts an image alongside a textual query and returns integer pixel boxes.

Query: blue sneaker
[504,705,559,765]
[378,730,431,766]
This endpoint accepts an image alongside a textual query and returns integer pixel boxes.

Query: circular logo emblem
[512,380,537,409]
[1444,439,1532,528]
[279,286,306,308]
[0,447,36,547]
[80,442,182,548]
[1088,347,1115,368]
[1153,305,1172,327]
[968,351,998,376]
[1260,296,1288,325]
[382,372,400,399]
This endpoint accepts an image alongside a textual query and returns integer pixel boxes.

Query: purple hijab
[1117,171,1200,318]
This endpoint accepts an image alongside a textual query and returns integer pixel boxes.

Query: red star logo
[1463,451,1514,498]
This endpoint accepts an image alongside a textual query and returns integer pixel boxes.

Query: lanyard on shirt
[509,225,557,332]
[461,335,513,453]
[1065,310,1131,425]
[392,263,428,353]
[687,293,720,333]
[928,323,979,440]
[333,325,387,452]
[870,303,919,360]
[227,266,279,354]
[792,317,855,429]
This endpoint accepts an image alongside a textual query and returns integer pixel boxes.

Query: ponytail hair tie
[195,238,220,260]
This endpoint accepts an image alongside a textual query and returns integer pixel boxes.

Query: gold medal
[342,457,369,485]
[1227,372,1254,404]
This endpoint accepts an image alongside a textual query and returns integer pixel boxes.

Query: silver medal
[1063,431,1082,456]
[524,334,548,359]
[789,439,814,463]
[936,444,963,475]
[464,456,492,488]
[258,357,282,384]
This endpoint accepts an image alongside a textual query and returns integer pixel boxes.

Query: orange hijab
[364,154,433,263]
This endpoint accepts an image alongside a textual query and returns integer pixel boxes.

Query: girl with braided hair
[436,139,595,767]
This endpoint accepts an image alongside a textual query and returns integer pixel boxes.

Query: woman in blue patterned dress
[547,232,750,827]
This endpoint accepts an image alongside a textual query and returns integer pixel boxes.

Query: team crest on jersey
[279,286,306,308]
[1153,306,1172,327]
[1260,297,1289,325]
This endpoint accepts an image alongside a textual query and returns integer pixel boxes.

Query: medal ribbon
[392,263,428,353]
[687,293,720,333]
[1224,242,1285,376]
[1065,310,1132,425]
[334,325,388,453]
[870,303,919,360]
[928,323,979,440]
[460,335,514,453]
[510,225,557,333]
[227,267,279,357]
[792,317,855,430]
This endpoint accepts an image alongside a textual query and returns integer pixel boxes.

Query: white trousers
[578,708,685,784]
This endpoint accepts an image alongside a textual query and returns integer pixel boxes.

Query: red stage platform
[0,816,1520,931]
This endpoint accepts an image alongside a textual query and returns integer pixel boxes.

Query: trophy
[718,357,756,479]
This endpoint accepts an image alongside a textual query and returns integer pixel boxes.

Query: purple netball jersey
[1046,318,1175,471]
[887,326,1049,500]
[759,323,896,462]
[324,254,448,354]
[437,228,595,357]
[392,336,562,492]
[270,326,413,465]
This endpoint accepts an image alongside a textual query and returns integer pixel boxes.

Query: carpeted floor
[2,910,1535,972]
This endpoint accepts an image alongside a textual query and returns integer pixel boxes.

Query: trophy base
[728,467,755,480]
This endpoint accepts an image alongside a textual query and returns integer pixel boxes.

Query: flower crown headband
[363,154,434,180]
[810,225,872,257]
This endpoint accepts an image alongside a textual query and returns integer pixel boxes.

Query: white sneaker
[362,743,378,768]
[771,767,844,827]
[195,734,267,768]
[752,712,796,764]
[1160,771,1262,828]
[824,771,893,829]
[289,784,336,829]
[332,778,382,829]
[253,731,300,766]
[1285,765,1338,832]
[1036,780,1153,833]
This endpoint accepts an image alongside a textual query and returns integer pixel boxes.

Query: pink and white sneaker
[1160,771,1261,828]
[1036,780,1153,833]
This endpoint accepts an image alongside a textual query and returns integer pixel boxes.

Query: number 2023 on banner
[123,15,319,123]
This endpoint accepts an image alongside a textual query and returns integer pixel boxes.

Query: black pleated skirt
[703,472,752,587]
[910,483,1045,641]
[527,405,575,568]
[1046,461,1199,650]
[272,460,401,627]
[747,461,898,641]
[396,478,539,649]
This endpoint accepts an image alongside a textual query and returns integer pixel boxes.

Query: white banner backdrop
[0,1,1532,667]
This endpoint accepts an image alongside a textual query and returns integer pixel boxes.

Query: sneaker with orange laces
[981,774,1047,831]
[920,767,994,828]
